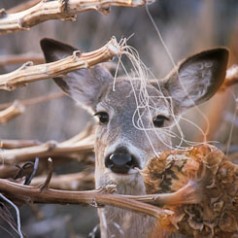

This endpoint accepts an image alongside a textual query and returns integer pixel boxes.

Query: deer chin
[99,168,146,195]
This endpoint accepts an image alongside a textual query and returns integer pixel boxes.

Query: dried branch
[0,101,25,124]
[0,0,152,35]
[0,37,121,91]
[222,64,238,89]
[0,139,41,149]
[0,165,20,179]
[31,171,94,190]
[0,92,65,111]
[0,179,173,221]
[7,0,41,14]
[0,133,94,165]
[0,53,44,67]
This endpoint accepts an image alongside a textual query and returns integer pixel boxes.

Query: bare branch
[0,0,152,35]
[0,101,25,124]
[0,134,94,165]
[0,179,173,220]
[0,53,44,67]
[7,0,41,14]
[0,92,65,111]
[0,37,121,91]
[31,171,95,190]
[0,139,41,149]
[222,64,238,89]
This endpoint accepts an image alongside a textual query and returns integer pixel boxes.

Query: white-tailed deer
[40,39,228,238]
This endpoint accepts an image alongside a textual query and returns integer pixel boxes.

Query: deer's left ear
[163,48,229,108]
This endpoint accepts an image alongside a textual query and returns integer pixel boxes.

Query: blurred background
[0,0,238,237]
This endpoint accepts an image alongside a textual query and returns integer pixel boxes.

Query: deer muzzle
[105,147,140,174]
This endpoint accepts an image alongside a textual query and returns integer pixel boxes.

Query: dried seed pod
[142,145,238,238]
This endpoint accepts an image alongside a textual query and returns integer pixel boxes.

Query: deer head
[41,39,228,194]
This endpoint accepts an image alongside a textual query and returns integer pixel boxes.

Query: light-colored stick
[0,0,152,35]
[31,171,95,190]
[0,92,65,111]
[222,64,238,89]
[0,101,25,124]
[0,134,94,165]
[0,37,121,91]
[0,53,44,66]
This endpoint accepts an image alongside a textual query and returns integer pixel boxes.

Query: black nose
[105,147,140,174]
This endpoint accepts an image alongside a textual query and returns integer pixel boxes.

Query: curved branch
[0,179,173,220]
[222,64,238,89]
[0,37,121,91]
[0,0,152,35]
[0,134,94,165]
[0,101,25,124]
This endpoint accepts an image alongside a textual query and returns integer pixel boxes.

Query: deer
[40,38,229,238]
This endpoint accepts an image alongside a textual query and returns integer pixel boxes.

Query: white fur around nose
[104,137,147,169]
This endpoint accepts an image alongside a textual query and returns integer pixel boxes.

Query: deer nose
[105,147,140,174]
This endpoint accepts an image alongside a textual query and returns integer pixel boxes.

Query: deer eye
[153,115,169,128]
[95,112,109,124]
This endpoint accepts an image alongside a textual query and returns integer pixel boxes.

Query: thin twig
[40,158,53,191]
[0,0,152,35]
[0,37,121,91]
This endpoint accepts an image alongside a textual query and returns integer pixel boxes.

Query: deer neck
[95,170,155,238]
[98,206,155,238]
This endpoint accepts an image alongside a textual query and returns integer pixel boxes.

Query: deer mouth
[105,147,141,174]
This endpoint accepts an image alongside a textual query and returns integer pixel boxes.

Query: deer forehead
[96,79,171,119]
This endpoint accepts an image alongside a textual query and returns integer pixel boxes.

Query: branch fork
[0,37,121,91]
[0,0,153,35]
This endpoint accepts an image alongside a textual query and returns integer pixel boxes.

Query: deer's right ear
[40,38,113,112]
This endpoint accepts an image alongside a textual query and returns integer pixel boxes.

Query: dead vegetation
[0,0,238,237]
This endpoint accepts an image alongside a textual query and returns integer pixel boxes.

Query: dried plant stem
[0,135,94,165]
[0,101,25,124]
[0,0,151,35]
[7,0,41,14]
[0,37,121,91]
[0,179,172,220]
[31,171,95,190]
[0,139,41,149]
[222,64,238,89]
[0,92,65,111]
[127,181,200,206]
[0,53,44,66]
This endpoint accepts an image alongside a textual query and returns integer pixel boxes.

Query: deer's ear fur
[163,48,229,108]
[40,38,113,112]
